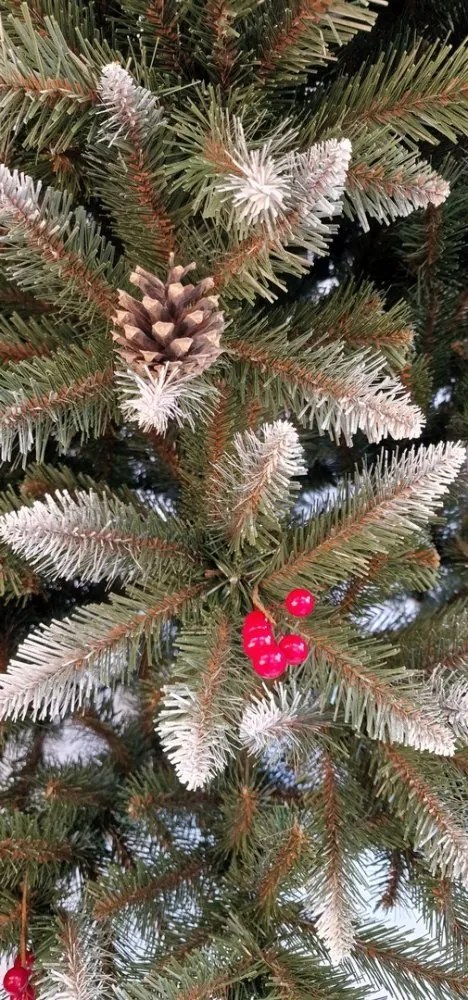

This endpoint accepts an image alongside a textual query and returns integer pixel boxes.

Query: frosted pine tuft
[434,675,468,740]
[0,164,41,221]
[98,63,162,141]
[289,139,353,219]
[423,174,451,207]
[117,365,215,434]
[217,119,289,229]
[315,887,355,965]
[157,683,231,790]
[210,419,306,544]
[218,128,352,231]
[239,684,323,758]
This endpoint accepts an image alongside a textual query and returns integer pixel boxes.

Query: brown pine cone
[113,257,224,379]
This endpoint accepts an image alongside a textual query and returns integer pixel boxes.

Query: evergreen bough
[0,1,466,997]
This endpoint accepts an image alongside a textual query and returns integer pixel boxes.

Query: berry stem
[251,584,276,625]
[20,877,28,966]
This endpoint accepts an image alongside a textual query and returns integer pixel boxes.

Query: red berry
[242,610,271,635]
[24,987,35,1000]
[3,966,29,994]
[251,648,287,679]
[284,588,316,617]
[278,634,310,664]
[243,630,274,656]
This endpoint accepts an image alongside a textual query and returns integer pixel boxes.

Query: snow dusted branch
[38,916,111,1000]
[288,139,352,220]
[157,682,231,790]
[239,684,325,759]
[210,419,306,544]
[157,618,234,790]
[217,122,352,232]
[98,63,162,141]
[0,489,185,585]
[311,754,357,965]
[116,365,217,434]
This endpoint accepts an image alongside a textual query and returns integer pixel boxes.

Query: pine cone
[113,258,224,379]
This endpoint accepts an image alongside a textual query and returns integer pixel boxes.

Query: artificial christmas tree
[0,1,466,998]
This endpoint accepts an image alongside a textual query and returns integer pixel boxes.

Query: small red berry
[278,634,310,664]
[243,630,274,656]
[284,588,316,617]
[3,966,29,994]
[242,610,271,635]
[251,648,287,679]
[24,987,36,1000]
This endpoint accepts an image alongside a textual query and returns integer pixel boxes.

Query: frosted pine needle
[117,365,215,434]
[239,684,323,758]
[289,139,353,219]
[158,683,231,790]
[98,63,162,141]
[217,120,289,229]
[210,419,306,544]
[315,887,355,965]
[0,164,41,221]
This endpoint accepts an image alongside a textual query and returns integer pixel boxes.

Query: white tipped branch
[264,441,467,596]
[0,489,190,585]
[98,63,162,141]
[347,138,451,231]
[0,345,114,464]
[239,684,324,758]
[158,682,231,791]
[0,164,40,222]
[39,916,111,1000]
[286,620,456,756]
[297,354,423,445]
[210,419,306,544]
[229,335,424,445]
[117,365,217,434]
[383,707,456,756]
[289,138,352,221]
[0,582,202,720]
[217,127,352,234]
[0,166,117,322]
[380,745,468,888]
[315,884,355,966]
[157,618,234,790]
[306,753,358,965]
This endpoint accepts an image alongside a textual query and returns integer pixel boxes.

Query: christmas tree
[0,1,466,997]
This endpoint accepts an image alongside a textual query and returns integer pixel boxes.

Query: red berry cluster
[242,588,316,679]
[3,953,35,999]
